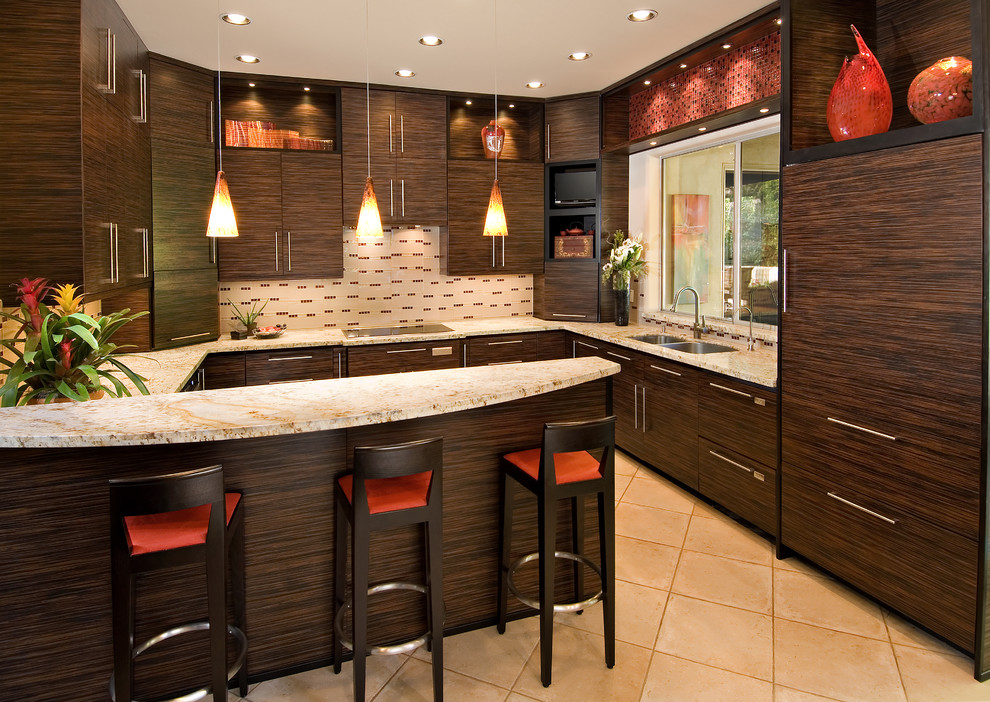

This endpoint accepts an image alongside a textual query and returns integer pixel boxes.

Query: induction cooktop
[343,323,453,338]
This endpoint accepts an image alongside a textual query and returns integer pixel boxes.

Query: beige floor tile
[774,618,905,702]
[557,578,668,648]
[655,594,773,680]
[615,452,641,477]
[615,502,690,547]
[245,657,403,701]
[615,535,681,590]
[506,695,541,702]
[894,644,990,702]
[621,475,697,514]
[690,498,735,521]
[614,473,633,500]
[374,657,509,702]
[641,652,773,702]
[671,550,772,614]
[774,686,845,701]
[684,513,773,565]
[774,569,887,640]
[774,554,833,580]
[413,619,540,689]
[883,610,956,653]
[511,625,651,701]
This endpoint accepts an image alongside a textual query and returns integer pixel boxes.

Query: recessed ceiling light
[395,69,415,78]
[698,126,707,131]
[466,100,472,105]
[568,51,592,61]
[722,43,732,49]
[220,13,251,25]
[759,107,770,113]
[235,54,260,63]
[775,18,783,25]
[643,80,651,85]
[679,63,688,69]
[509,104,515,108]
[418,35,443,46]
[303,86,310,91]
[248,82,255,87]
[627,9,657,22]
[526,81,544,89]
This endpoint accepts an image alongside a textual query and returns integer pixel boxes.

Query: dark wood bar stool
[108,464,247,702]
[497,416,616,688]
[333,437,444,702]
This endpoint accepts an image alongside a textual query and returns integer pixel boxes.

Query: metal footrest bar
[507,550,604,613]
[108,621,247,702]
[335,581,443,656]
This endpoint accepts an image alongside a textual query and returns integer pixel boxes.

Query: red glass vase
[907,56,973,124]
[826,25,892,142]
[481,120,505,159]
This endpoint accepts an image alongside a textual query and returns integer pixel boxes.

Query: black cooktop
[343,323,453,338]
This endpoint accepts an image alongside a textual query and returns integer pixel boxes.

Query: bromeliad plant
[601,230,646,291]
[0,278,149,406]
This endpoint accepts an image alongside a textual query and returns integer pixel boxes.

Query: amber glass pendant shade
[356,176,384,238]
[206,170,239,238]
[483,179,507,237]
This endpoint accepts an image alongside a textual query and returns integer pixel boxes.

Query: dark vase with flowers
[614,288,630,326]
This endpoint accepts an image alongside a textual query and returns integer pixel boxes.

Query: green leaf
[107,357,150,395]
[66,324,99,350]
[55,380,87,402]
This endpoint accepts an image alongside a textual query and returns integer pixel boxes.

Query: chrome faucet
[740,305,755,351]
[670,286,703,339]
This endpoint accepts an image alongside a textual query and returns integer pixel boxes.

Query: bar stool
[497,416,616,688]
[108,465,247,702]
[333,437,444,702]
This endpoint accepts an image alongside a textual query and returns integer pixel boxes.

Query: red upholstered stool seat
[338,471,432,514]
[124,493,242,555]
[502,449,602,484]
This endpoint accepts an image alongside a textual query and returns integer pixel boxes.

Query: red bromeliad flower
[13,277,52,333]
[58,339,73,374]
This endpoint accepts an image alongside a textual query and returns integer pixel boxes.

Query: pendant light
[207,3,238,238]
[482,0,507,266]
[355,0,384,238]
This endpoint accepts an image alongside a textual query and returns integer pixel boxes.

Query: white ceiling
[116,0,773,98]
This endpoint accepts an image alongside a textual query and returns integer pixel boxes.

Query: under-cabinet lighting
[643,80,651,85]
[722,43,732,49]
[508,104,515,108]
[698,126,707,131]
[627,9,657,22]
[759,107,770,113]
[649,141,657,146]
[466,100,473,105]
[220,13,251,25]
[248,82,255,87]
[419,35,444,46]
[679,63,688,69]
[236,54,260,63]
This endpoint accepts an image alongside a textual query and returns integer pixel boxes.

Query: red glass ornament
[481,120,505,158]
[826,25,892,142]
[907,56,973,124]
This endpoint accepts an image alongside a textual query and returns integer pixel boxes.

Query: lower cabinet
[245,347,340,386]
[466,333,539,366]
[699,439,775,534]
[346,339,463,377]
[153,269,219,349]
[642,357,699,490]
[200,352,246,390]
[537,331,567,360]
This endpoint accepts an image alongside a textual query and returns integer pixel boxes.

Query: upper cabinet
[545,95,600,162]
[784,0,983,163]
[220,78,338,152]
[341,88,447,226]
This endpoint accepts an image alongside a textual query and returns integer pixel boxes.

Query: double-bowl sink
[629,333,737,354]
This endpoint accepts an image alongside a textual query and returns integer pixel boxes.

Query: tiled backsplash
[220,226,533,332]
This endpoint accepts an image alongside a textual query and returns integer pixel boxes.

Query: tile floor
[233,451,989,701]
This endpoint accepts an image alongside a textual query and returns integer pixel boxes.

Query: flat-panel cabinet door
[153,268,218,348]
[643,359,699,490]
[151,141,216,271]
[149,56,215,148]
[397,158,447,224]
[394,92,446,159]
[545,96,600,162]
[218,150,283,280]
[280,152,343,277]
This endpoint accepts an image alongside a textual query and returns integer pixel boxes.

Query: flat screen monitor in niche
[553,170,596,206]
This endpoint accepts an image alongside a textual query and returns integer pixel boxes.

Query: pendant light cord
[493,0,498,182]
[216,0,223,171]
[366,0,371,179]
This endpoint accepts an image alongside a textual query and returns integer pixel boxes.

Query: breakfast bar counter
[0,357,618,701]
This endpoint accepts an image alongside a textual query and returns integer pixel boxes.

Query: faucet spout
[671,286,702,339]
[740,305,755,351]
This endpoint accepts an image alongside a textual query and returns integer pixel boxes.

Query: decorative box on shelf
[554,235,594,258]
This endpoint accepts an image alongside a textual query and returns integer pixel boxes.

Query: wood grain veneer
[466,333,540,366]
[149,139,215,272]
[280,152,343,278]
[244,346,337,386]
[447,99,544,162]
[152,269,219,348]
[534,260,600,320]
[700,438,776,534]
[642,357,701,490]
[0,379,606,700]
[217,150,283,280]
[699,373,777,469]
[201,351,246,389]
[545,96,600,162]
[346,340,464,377]
[221,80,337,148]
[536,331,567,361]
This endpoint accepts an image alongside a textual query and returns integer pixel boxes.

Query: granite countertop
[0,357,619,448]
[122,316,777,395]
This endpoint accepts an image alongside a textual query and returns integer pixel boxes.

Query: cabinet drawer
[467,333,539,366]
[245,347,338,385]
[699,375,777,467]
[346,340,462,377]
[572,338,642,375]
[781,394,979,539]
[781,463,977,651]
[699,439,775,535]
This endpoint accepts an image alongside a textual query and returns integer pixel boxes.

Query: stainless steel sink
[660,341,737,354]
[631,334,686,345]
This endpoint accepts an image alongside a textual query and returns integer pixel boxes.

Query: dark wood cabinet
[780,135,984,657]
[466,333,539,366]
[641,357,700,490]
[152,269,219,348]
[443,160,543,275]
[218,150,343,280]
[346,339,463,377]
[537,331,567,360]
[341,88,447,226]
[545,95,600,162]
[699,439,775,535]
[245,347,339,386]
[699,374,777,469]
[201,351,246,389]
[571,337,643,455]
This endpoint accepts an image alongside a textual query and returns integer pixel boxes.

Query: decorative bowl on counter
[254,324,287,339]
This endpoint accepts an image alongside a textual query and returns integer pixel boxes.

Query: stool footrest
[108,621,247,702]
[507,551,604,613]
[335,581,442,656]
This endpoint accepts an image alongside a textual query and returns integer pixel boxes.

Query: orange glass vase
[907,56,973,124]
[481,120,505,158]
[826,25,892,142]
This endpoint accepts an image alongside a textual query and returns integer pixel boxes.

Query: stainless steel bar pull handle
[633,385,639,429]
[286,231,292,271]
[142,228,149,277]
[133,69,147,122]
[553,313,587,318]
[709,450,752,474]
[269,378,314,384]
[108,225,115,283]
[546,123,551,160]
[274,232,279,271]
[210,237,216,264]
[826,417,897,441]
[606,351,631,361]
[651,364,681,377]
[488,340,523,346]
[388,114,393,152]
[209,101,215,143]
[782,249,788,313]
[267,355,313,362]
[102,29,116,93]
[641,385,647,433]
[827,492,896,525]
[400,115,404,152]
[387,348,427,354]
[401,180,405,217]
[390,179,394,216]
[338,351,344,378]
[489,360,523,365]
[576,341,599,350]
[170,332,212,342]
[709,382,752,398]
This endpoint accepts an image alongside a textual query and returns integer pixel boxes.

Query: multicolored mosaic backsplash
[629,32,780,140]
[220,226,533,332]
